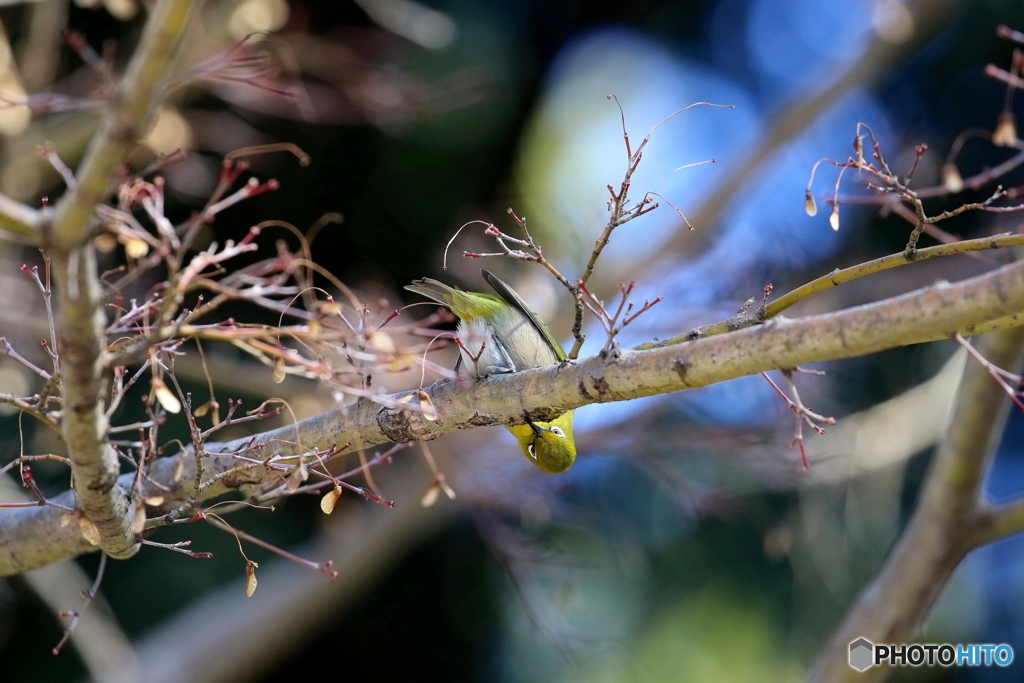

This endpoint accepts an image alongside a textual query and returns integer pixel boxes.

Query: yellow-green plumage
[506,412,575,474]
[406,270,576,474]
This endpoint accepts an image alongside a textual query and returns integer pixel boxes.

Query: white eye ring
[528,443,537,459]
[549,426,565,438]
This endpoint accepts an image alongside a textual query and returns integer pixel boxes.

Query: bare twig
[761,370,836,469]
[52,553,107,655]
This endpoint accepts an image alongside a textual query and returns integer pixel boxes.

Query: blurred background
[1,0,1024,681]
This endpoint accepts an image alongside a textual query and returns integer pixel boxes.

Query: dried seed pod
[119,234,150,259]
[245,561,259,597]
[804,190,818,217]
[993,112,1018,147]
[941,163,964,193]
[321,486,342,514]
[152,378,181,413]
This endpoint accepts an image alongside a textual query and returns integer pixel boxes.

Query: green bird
[405,269,576,474]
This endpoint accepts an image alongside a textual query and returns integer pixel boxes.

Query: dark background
[2,0,1024,681]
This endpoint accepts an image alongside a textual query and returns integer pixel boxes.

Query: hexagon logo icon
[849,638,874,671]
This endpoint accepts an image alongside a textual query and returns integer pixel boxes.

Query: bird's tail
[405,278,459,307]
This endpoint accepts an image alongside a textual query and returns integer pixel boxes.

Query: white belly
[456,317,516,377]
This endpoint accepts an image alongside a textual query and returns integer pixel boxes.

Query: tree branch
[3,256,1024,574]
[44,0,199,561]
[0,192,47,243]
[47,0,197,252]
[806,324,1024,682]
[973,498,1024,546]
[767,233,1024,319]
[642,232,1024,346]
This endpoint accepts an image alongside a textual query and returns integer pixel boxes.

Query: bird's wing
[481,269,567,362]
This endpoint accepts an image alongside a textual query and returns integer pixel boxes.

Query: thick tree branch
[806,325,1024,682]
[44,0,199,561]
[54,245,139,560]
[3,257,1024,574]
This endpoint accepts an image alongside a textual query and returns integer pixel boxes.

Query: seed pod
[245,561,259,597]
[421,480,441,508]
[321,486,342,514]
[941,163,964,193]
[993,112,1018,147]
[804,190,818,217]
[152,378,181,414]
[119,234,150,259]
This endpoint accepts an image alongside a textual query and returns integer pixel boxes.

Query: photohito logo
[849,638,874,672]
[848,638,1014,671]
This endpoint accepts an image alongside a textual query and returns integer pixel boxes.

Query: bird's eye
[549,426,565,438]
[528,443,537,459]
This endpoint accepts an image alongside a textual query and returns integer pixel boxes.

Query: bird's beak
[528,421,544,435]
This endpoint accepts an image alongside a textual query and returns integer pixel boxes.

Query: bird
[405,269,576,473]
